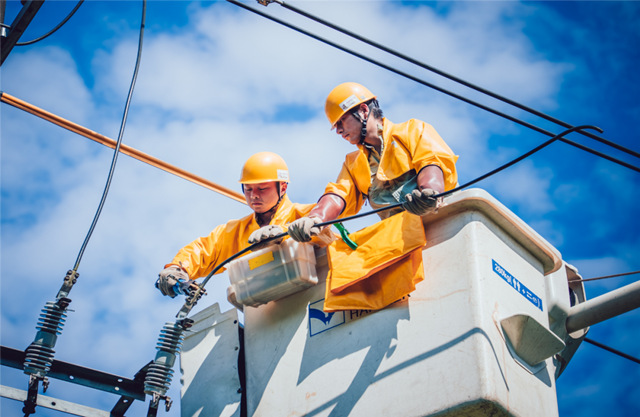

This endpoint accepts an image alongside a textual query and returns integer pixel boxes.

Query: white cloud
[2,46,94,124]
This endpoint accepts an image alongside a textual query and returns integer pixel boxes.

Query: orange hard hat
[325,82,376,128]
[239,152,289,184]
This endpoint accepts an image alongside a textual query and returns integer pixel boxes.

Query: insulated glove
[402,188,439,216]
[287,217,322,242]
[248,225,285,249]
[156,266,190,298]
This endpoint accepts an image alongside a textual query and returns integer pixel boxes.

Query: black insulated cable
[73,0,145,272]
[227,0,640,174]
[577,270,640,283]
[16,0,85,46]
[262,0,640,161]
[227,0,549,134]
[556,137,640,173]
[584,337,640,365]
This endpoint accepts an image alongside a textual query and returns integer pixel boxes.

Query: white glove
[402,188,438,216]
[287,217,322,242]
[155,266,189,298]
[248,225,285,249]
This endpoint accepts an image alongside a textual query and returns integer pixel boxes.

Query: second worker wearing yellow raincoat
[288,82,459,230]
[285,82,459,311]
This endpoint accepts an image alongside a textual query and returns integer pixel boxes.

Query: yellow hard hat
[325,82,376,128]
[239,152,290,184]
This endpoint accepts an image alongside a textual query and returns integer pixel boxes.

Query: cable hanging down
[20,2,146,416]
[228,0,640,174]
[72,0,145,273]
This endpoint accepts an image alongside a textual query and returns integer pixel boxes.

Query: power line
[578,270,640,283]
[584,338,640,365]
[227,0,640,174]
[265,0,640,161]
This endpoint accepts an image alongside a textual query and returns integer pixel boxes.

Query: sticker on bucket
[308,299,345,337]
[492,259,543,311]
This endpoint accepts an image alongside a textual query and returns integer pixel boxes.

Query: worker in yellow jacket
[276,82,459,311]
[286,82,459,242]
[155,151,316,298]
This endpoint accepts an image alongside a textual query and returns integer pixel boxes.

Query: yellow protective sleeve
[168,195,316,279]
[323,118,459,217]
[323,211,426,312]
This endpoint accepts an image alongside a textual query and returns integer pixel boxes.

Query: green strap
[333,222,358,250]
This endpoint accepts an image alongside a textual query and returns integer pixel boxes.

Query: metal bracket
[1,0,45,65]
[1,345,146,416]
[500,314,566,367]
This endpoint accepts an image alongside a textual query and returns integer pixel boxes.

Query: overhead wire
[577,270,640,283]
[263,0,640,161]
[226,0,640,174]
[15,0,85,46]
[584,338,640,365]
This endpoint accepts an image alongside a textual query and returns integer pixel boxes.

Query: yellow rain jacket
[324,118,459,217]
[167,195,316,279]
[324,211,426,312]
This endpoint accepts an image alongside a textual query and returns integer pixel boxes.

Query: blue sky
[1,1,639,416]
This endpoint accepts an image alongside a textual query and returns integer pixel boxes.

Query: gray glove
[248,225,285,249]
[156,266,190,298]
[402,188,439,216]
[287,217,322,242]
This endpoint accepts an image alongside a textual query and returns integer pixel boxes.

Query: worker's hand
[155,266,190,298]
[248,225,285,250]
[402,188,439,216]
[287,217,322,242]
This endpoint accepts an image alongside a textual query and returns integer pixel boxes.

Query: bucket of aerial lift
[180,188,585,417]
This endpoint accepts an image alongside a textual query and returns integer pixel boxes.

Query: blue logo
[308,299,345,337]
[492,259,543,311]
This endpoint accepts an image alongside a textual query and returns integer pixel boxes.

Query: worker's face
[243,181,282,214]
[335,112,362,146]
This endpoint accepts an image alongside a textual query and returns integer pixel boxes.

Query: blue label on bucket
[308,299,345,337]
[492,259,543,311]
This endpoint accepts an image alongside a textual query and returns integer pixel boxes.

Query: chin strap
[255,183,286,227]
[350,108,370,145]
